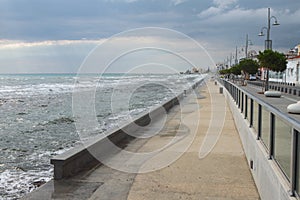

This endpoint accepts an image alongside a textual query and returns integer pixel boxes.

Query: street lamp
[258,27,267,36]
[245,34,253,59]
[229,52,233,67]
[258,7,280,91]
[235,46,238,65]
[258,8,280,50]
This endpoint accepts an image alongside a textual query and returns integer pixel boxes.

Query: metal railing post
[237,87,239,105]
[258,104,262,140]
[269,113,275,159]
[290,129,298,196]
[241,92,244,113]
[250,99,253,127]
[238,90,241,108]
[245,95,248,119]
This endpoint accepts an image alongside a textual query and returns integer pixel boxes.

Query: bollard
[219,87,223,94]
[215,81,217,85]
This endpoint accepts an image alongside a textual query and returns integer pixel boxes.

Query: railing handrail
[221,79,300,131]
[219,77,300,198]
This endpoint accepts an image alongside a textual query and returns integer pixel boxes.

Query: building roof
[288,55,300,60]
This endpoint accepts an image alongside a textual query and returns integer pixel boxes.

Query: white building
[265,44,300,85]
[282,44,300,84]
[285,55,300,84]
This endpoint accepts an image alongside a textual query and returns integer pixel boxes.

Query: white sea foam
[0,168,52,200]
[0,73,206,199]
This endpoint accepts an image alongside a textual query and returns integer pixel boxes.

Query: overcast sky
[0,0,299,73]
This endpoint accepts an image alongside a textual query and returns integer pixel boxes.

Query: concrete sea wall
[51,77,205,180]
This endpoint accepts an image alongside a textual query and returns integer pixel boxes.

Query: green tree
[229,64,241,75]
[238,59,259,75]
[219,68,230,75]
[257,50,287,91]
[257,50,287,72]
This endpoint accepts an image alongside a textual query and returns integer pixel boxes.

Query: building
[285,55,300,84]
[264,44,300,84]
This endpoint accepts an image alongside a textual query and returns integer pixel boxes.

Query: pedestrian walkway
[23,80,260,200]
[126,80,259,200]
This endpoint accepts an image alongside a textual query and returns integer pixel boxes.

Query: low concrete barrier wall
[247,80,300,97]
[51,78,205,180]
[221,82,295,200]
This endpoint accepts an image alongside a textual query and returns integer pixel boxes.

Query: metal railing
[221,79,300,198]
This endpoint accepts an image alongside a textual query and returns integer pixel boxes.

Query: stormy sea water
[0,73,205,200]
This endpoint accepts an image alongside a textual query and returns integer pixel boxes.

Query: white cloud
[198,0,238,18]
[213,0,238,9]
[197,7,222,18]
[0,39,102,49]
[212,7,266,23]
[124,0,139,3]
[104,0,139,3]
[0,32,216,74]
[277,8,300,24]
[198,5,267,24]
[171,0,188,6]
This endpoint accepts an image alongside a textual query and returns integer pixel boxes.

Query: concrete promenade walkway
[126,80,259,200]
[24,80,259,200]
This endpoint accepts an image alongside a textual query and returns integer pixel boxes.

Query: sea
[0,73,205,200]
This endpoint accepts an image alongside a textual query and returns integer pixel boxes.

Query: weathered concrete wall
[222,83,296,200]
[51,78,204,180]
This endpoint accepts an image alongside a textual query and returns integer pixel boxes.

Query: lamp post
[226,56,229,68]
[258,8,280,50]
[234,37,252,66]
[235,46,238,65]
[258,7,280,91]
[245,34,253,59]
